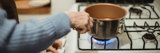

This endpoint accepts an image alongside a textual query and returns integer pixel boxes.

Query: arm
[0,8,70,53]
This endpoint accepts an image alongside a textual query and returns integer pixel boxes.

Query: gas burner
[88,35,117,49]
[88,35,117,45]
[147,29,155,33]
[142,33,156,40]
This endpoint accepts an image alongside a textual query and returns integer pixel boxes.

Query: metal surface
[85,3,126,39]
[89,20,121,39]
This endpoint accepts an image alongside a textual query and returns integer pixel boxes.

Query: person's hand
[46,40,62,53]
[65,12,93,34]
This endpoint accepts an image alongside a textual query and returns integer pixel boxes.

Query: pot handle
[86,16,91,31]
[90,19,97,34]
[97,20,103,26]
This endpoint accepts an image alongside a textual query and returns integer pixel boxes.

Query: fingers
[53,40,62,49]
[79,11,89,16]
[75,12,93,34]
[68,11,93,34]
[46,40,62,53]
[76,25,88,34]
[47,46,58,53]
[87,17,93,31]
[85,12,93,31]
[76,18,93,34]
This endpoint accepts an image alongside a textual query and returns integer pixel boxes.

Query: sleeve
[0,8,71,53]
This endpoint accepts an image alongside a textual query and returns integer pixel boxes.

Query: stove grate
[77,3,160,50]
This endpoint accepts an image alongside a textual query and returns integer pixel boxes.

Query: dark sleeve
[0,8,71,53]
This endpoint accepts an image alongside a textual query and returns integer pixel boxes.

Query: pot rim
[85,3,127,21]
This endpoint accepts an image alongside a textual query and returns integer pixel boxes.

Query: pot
[85,3,126,39]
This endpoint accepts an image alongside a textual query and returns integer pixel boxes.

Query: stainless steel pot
[85,3,126,39]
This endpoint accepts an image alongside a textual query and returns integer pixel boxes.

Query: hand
[46,40,62,53]
[65,12,93,34]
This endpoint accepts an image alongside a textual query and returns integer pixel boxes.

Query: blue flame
[88,34,117,45]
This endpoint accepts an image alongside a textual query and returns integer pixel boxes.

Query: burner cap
[143,33,156,40]
[147,29,155,33]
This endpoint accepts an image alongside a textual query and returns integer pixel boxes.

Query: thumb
[47,46,58,53]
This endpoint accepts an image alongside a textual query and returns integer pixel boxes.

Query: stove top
[76,0,154,3]
[76,3,160,50]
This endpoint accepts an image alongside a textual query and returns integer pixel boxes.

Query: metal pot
[85,3,126,39]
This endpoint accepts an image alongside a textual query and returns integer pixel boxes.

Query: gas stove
[65,0,160,53]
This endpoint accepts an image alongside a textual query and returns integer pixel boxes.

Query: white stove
[64,1,160,53]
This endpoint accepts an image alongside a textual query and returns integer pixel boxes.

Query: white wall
[51,0,75,14]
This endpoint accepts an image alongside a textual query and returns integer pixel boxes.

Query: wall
[51,0,75,14]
